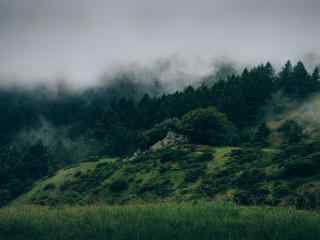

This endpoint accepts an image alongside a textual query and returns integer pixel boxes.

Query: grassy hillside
[1,203,320,240]
[14,144,320,208]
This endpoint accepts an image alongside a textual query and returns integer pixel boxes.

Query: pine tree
[312,67,320,81]
[278,60,293,94]
[311,67,320,91]
[292,61,310,98]
[279,61,293,85]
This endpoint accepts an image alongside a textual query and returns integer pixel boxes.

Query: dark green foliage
[231,168,266,188]
[177,107,239,145]
[43,183,56,191]
[0,142,49,206]
[0,189,11,206]
[13,141,320,209]
[109,179,128,192]
[1,60,320,207]
[253,123,270,147]
[278,120,304,144]
[311,67,320,83]
[229,190,253,205]
[184,166,205,182]
[281,160,318,178]
[140,118,179,149]
[272,140,320,182]
[277,61,293,90]
[228,148,264,164]
[294,190,320,210]
[137,179,173,198]
[196,152,213,162]
[155,148,189,163]
[2,203,320,240]
[278,61,319,98]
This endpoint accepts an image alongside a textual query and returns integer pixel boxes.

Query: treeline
[91,61,319,154]
[0,60,319,206]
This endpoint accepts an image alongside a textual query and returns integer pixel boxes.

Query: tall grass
[0,203,319,240]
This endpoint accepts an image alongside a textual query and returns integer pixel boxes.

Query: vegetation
[1,60,320,239]
[0,203,320,240]
[12,142,320,210]
[176,107,239,145]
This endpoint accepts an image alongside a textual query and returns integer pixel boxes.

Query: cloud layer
[0,0,319,86]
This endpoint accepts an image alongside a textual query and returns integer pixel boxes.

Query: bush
[231,168,265,188]
[109,179,128,192]
[177,107,239,146]
[228,190,252,205]
[294,191,320,210]
[228,148,263,164]
[281,160,318,178]
[196,152,213,162]
[156,148,188,163]
[43,183,56,191]
[228,189,267,205]
[278,120,304,144]
[185,166,205,182]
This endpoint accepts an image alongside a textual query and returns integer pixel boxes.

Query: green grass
[0,203,319,240]
[13,145,320,209]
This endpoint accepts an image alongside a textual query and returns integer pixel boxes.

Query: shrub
[74,171,82,178]
[278,120,304,144]
[109,179,128,192]
[281,160,318,178]
[176,107,239,146]
[43,183,56,191]
[227,188,269,205]
[196,152,213,162]
[185,166,205,182]
[59,180,76,192]
[156,148,188,163]
[159,164,170,173]
[228,148,263,164]
[228,190,252,205]
[294,191,320,210]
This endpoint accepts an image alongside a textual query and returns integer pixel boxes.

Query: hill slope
[15,144,320,209]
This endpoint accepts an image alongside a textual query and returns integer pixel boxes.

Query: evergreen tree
[312,67,320,81]
[310,67,320,91]
[278,60,293,93]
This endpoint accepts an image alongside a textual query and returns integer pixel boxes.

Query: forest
[1,60,320,207]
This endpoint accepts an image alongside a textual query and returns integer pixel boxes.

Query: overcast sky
[0,0,319,86]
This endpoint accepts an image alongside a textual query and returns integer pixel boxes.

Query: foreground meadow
[0,203,319,240]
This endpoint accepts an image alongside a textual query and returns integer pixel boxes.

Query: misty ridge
[0,57,235,150]
[1,58,319,151]
[1,55,320,207]
[0,57,231,156]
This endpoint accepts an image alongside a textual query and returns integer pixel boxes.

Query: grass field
[0,203,319,240]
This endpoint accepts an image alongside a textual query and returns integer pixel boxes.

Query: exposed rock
[150,131,189,151]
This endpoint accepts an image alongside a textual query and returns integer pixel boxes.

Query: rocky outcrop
[150,131,189,151]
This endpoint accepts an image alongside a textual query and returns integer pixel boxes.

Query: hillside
[14,142,320,209]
